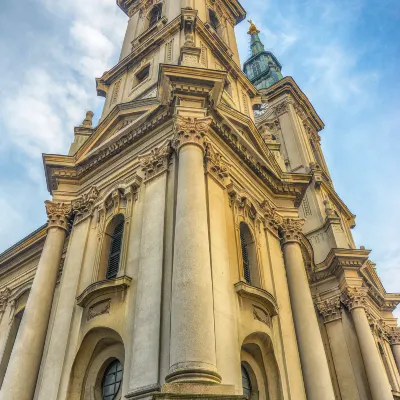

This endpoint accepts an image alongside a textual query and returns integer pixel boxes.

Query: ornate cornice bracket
[173,116,212,153]
[316,296,342,323]
[279,218,305,245]
[341,287,369,311]
[45,201,73,232]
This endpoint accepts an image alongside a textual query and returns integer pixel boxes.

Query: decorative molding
[316,296,342,323]
[279,218,305,245]
[261,199,283,235]
[173,116,212,153]
[138,140,172,182]
[45,201,72,232]
[0,287,11,314]
[71,186,100,224]
[204,140,230,184]
[273,100,290,117]
[389,327,400,346]
[253,305,272,327]
[341,287,368,311]
[87,299,111,321]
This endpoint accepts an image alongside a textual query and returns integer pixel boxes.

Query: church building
[0,1,399,400]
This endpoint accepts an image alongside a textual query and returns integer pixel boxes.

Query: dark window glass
[102,360,123,400]
[240,226,251,284]
[149,5,162,28]
[241,364,252,399]
[136,65,150,83]
[106,220,124,280]
[209,10,219,31]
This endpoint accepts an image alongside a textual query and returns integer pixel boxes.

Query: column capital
[279,218,305,245]
[173,116,212,153]
[45,201,72,232]
[0,287,11,314]
[138,141,172,182]
[71,186,100,223]
[204,140,230,184]
[389,327,400,345]
[341,286,368,311]
[316,296,342,323]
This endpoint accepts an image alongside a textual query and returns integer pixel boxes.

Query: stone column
[279,218,335,400]
[167,116,220,384]
[390,327,400,374]
[127,143,171,399]
[316,296,360,399]
[0,201,71,400]
[342,287,393,400]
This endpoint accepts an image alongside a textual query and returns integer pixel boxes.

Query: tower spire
[243,20,283,90]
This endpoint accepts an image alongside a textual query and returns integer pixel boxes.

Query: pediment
[75,99,160,164]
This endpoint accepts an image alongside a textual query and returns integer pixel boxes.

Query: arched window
[102,359,123,400]
[239,222,259,287]
[148,4,162,29]
[252,62,262,78]
[209,9,220,31]
[241,364,252,399]
[106,216,125,280]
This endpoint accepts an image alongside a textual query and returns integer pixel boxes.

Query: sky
[0,0,400,312]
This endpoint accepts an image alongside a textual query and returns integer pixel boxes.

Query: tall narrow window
[239,222,259,287]
[106,218,125,280]
[209,10,220,31]
[241,364,252,399]
[149,4,162,29]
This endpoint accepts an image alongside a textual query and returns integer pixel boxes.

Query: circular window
[102,360,123,400]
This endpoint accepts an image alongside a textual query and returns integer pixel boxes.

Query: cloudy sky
[1,0,399,309]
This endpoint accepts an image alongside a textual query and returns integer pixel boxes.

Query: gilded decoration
[341,287,369,311]
[247,20,260,35]
[45,201,72,232]
[0,287,11,314]
[173,116,212,152]
[279,218,305,245]
[138,141,172,182]
[204,140,230,184]
[316,296,342,323]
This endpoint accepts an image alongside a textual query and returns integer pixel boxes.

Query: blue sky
[1,0,399,311]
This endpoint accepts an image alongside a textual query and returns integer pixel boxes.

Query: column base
[166,363,221,384]
[155,391,243,400]
[125,383,162,399]
[162,383,235,396]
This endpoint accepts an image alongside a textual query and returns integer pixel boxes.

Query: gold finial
[247,19,260,35]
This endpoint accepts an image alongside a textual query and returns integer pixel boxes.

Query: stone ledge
[234,281,279,316]
[76,275,132,307]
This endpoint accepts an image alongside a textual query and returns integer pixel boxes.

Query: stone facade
[0,1,399,400]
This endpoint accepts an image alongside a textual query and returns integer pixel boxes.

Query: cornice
[261,77,324,132]
[0,225,47,268]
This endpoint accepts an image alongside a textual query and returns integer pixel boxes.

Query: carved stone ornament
[273,101,289,118]
[173,116,212,153]
[389,327,400,346]
[71,186,100,220]
[261,200,283,235]
[253,305,271,327]
[204,140,230,183]
[316,296,342,323]
[45,201,72,232]
[138,141,172,181]
[87,299,111,321]
[279,218,305,245]
[341,287,369,311]
[0,288,11,313]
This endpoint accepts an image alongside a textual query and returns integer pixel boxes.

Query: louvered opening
[106,220,124,280]
[149,4,162,28]
[240,229,251,284]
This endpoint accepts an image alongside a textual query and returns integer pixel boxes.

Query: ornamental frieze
[173,116,212,152]
[341,287,369,311]
[45,201,73,232]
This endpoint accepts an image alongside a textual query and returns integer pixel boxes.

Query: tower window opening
[106,217,125,280]
[241,364,252,399]
[149,4,162,29]
[102,359,123,400]
[209,10,220,31]
[132,64,150,89]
